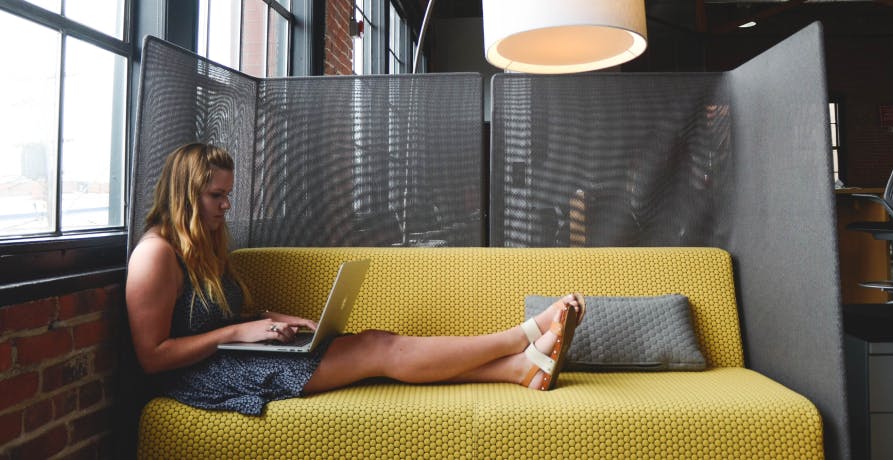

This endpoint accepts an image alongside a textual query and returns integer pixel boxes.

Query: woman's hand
[261,312,318,332]
[236,313,318,343]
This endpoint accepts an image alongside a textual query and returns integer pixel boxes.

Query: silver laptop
[218,259,370,353]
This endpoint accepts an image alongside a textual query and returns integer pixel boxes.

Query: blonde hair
[144,143,246,317]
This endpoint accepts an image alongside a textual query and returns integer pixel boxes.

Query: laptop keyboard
[291,332,313,346]
[262,332,314,347]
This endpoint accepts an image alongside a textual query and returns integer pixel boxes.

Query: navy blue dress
[155,265,331,415]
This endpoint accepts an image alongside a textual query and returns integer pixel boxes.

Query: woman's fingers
[286,318,318,331]
[264,321,295,342]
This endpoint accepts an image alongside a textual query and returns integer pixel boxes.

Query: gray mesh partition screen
[490,73,731,247]
[490,23,847,460]
[252,75,482,247]
[130,37,483,252]
[130,37,257,250]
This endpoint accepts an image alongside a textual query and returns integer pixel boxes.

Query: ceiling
[422,0,893,36]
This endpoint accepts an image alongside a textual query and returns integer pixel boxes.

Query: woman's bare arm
[125,236,278,373]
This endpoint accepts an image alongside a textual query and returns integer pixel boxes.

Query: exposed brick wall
[0,285,121,459]
[325,0,355,75]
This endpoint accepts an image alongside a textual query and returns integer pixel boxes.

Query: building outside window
[0,0,130,240]
[387,2,411,74]
[197,0,293,78]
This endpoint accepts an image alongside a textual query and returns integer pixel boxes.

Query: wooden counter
[836,188,890,304]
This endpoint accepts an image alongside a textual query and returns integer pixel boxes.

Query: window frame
[0,0,134,304]
[352,0,421,75]
[194,0,311,78]
[829,98,845,186]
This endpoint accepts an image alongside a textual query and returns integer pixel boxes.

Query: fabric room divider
[490,22,847,460]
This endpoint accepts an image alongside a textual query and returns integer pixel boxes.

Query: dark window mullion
[265,2,272,76]
[204,1,212,57]
[266,0,289,17]
[286,9,294,76]
[0,0,129,56]
[54,33,67,236]
[240,0,246,71]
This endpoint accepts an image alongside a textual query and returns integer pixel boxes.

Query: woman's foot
[515,300,582,390]
[521,294,585,347]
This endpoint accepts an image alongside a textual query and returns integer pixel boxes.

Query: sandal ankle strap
[521,317,542,344]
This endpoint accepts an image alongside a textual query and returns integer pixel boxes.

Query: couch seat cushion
[139,368,822,459]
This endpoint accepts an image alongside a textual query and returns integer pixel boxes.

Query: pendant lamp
[481,0,648,74]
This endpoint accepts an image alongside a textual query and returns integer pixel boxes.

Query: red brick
[70,407,112,444]
[78,380,103,409]
[12,424,67,459]
[52,389,78,419]
[0,373,38,412]
[0,341,12,372]
[73,317,112,349]
[0,299,56,333]
[0,410,22,445]
[58,288,108,320]
[23,398,52,432]
[41,355,89,392]
[15,328,72,366]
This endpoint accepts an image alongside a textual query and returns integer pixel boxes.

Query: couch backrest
[230,247,743,368]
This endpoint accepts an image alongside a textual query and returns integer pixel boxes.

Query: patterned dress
[155,263,331,415]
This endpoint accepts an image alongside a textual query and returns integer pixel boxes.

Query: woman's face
[199,167,234,231]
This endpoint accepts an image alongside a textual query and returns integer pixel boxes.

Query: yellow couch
[137,247,823,459]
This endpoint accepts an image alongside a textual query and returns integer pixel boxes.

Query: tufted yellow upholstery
[137,247,823,459]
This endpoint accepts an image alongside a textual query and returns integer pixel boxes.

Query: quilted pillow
[524,294,706,371]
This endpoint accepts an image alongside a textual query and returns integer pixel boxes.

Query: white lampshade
[482,0,648,74]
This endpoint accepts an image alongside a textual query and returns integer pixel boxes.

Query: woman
[126,143,584,415]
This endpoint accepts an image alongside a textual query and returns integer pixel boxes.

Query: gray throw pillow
[525,294,706,372]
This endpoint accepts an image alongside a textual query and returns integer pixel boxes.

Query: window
[354,0,416,75]
[197,0,293,78]
[387,2,410,74]
[0,0,129,241]
[353,0,372,74]
[829,102,842,186]
[0,0,131,303]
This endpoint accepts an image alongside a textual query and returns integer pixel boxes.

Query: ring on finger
[268,324,279,332]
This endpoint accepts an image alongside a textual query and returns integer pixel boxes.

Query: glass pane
[197,0,209,56]
[65,0,126,39]
[275,0,289,10]
[61,37,126,231]
[268,10,289,77]
[353,3,365,74]
[242,0,267,77]
[26,0,61,14]
[0,12,60,237]
[207,0,241,68]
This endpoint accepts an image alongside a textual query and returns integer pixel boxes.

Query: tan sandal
[519,302,580,391]
[520,293,586,345]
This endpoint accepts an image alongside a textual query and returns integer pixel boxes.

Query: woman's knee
[351,330,399,362]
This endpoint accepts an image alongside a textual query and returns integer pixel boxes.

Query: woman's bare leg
[303,295,580,394]
[443,323,562,389]
[303,328,520,394]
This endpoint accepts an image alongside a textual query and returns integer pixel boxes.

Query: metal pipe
[412,0,436,73]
